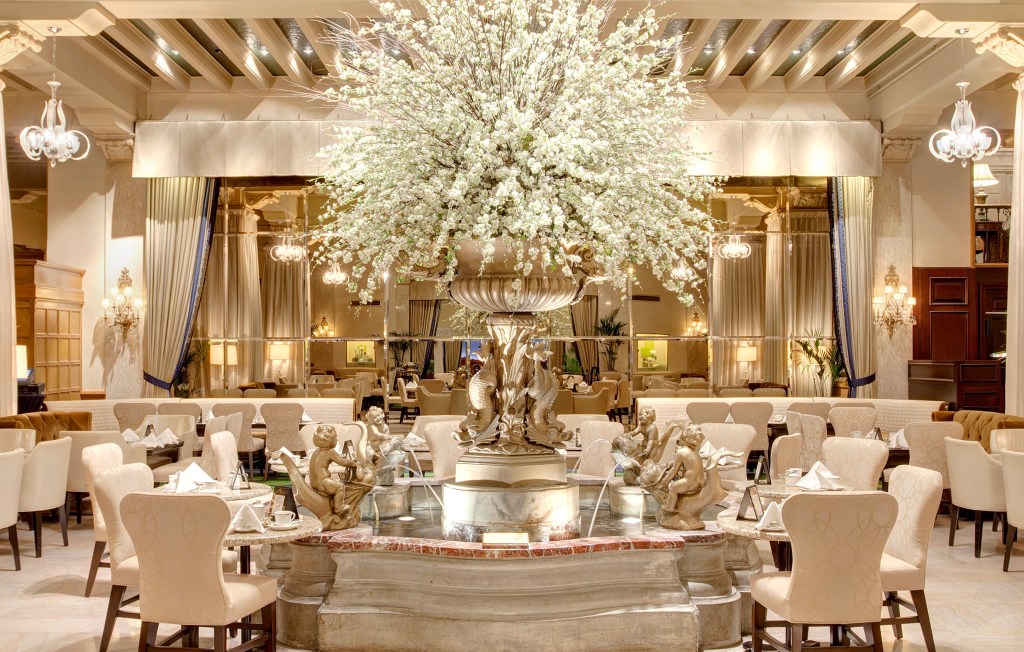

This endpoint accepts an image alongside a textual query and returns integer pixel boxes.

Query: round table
[151,481,274,501]
[716,512,792,571]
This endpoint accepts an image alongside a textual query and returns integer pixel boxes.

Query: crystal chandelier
[311,315,334,338]
[716,234,751,260]
[270,233,305,262]
[872,265,917,338]
[928,28,1001,167]
[671,262,697,282]
[685,313,707,337]
[323,261,350,285]
[102,268,143,341]
[19,27,91,167]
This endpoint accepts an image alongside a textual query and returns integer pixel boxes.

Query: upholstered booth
[0,411,93,444]
[932,409,1024,452]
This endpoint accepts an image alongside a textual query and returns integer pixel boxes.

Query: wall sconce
[102,268,143,341]
[685,313,708,336]
[873,265,917,338]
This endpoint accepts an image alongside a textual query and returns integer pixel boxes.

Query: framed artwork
[637,338,668,371]
[346,341,376,367]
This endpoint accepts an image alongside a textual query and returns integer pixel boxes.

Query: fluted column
[1006,74,1024,414]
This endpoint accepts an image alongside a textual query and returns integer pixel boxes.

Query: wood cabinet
[912,266,1008,363]
[908,360,1004,412]
[15,260,86,400]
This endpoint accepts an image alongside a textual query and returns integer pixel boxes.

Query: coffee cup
[784,468,803,487]
[199,481,219,492]
[273,511,295,526]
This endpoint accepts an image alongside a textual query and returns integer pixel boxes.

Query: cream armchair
[1000,450,1024,572]
[574,421,624,478]
[418,387,453,416]
[112,402,157,432]
[81,443,124,597]
[730,402,772,469]
[209,431,240,483]
[769,433,802,485]
[424,421,463,479]
[573,388,612,415]
[751,492,898,651]
[905,421,962,490]
[787,401,832,423]
[880,465,943,652]
[397,378,420,423]
[152,413,241,483]
[798,414,827,472]
[0,428,35,453]
[260,401,305,462]
[946,437,1006,558]
[686,402,731,424]
[0,449,24,570]
[700,423,756,490]
[990,429,1024,455]
[828,407,877,437]
[211,403,260,474]
[821,438,888,491]
[156,402,202,422]
[140,414,198,457]
[18,436,72,558]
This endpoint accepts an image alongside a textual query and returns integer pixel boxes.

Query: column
[873,137,919,399]
[1007,75,1024,414]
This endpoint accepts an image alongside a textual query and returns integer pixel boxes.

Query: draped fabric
[443,341,462,373]
[143,177,220,397]
[261,241,307,383]
[408,299,435,372]
[571,296,598,380]
[0,86,15,415]
[418,300,441,374]
[711,239,766,386]
[790,214,835,396]
[196,208,263,393]
[763,215,787,384]
[830,177,876,398]
[1007,75,1024,415]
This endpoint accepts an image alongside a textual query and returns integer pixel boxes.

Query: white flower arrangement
[314,0,716,305]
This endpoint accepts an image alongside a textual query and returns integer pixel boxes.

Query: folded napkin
[577,382,591,393]
[698,439,716,457]
[205,409,215,423]
[795,461,842,490]
[301,412,312,422]
[156,428,180,446]
[229,504,265,534]
[755,501,785,531]
[406,382,418,390]
[140,433,162,449]
[121,428,141,443]
[274,447,300,462]
[402,434,427,449]
[172,462,216,493]
[889,428,908,449]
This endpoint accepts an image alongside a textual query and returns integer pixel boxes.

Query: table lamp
[973,163,998,204]
[269,343,290,381]
[737,345,757,382]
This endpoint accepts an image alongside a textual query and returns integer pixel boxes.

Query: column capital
[0,24,42,69]
[881,136,920,162]
[976,27,1024,69]
[95,136,135,162]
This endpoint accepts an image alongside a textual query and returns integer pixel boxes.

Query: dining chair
[599,371,621,381]
[753,387,787,397]
[450,388,469,416]
[612,379,631,422]
[880,465,943,652]
[0,449,24,571]
[573,388,613,415]
[575,421,624,475]
[209,431,240,482]
[945,437,1006,557]
[152,413,242,483]
[243,388,276,399]
[18,436,72,558]
[288,387,319,398]
[700,423,756,490]
[113,402,157,432]
[1000,450,1024,572]
[553,389,573,416]
[397,378,420,423]
[212,403,261,474]
[904,421,962,490]
[785,411,803,438]
[424,421,463,479]
[686,402,731,425]
[590,380,617,405]
[81,443,123,596]
[821,438,889,491]
[718,387,754,398]
[990,429,1024,455]
[418,379,447,393]
[156,402,203,422]
[64,430,110,525]
[769,434,802,485]
[320,387,355,399]
[140,414,198,457]
[751,491,898,652]
[787,401,832,424]
[730,402,773,467]
[261,403,305,477]
[224,388,244,398]
[828,407,878,437]
[798,414,828,471]
[418,387,453,416]
[0,428,36,453]
[676,388,709,398]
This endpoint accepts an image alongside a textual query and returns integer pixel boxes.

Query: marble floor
[0,510,1021,651]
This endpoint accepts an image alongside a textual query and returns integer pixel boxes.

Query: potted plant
[794,330,845,397]
[595,308,627,372]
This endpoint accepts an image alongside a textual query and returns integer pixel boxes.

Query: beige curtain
[261,238,307,383]
[571,295,599,378]
[790,214,834,396]
[1007,75,1024,415]
[0,85,14,415]
[408,299,434,371]
[763,214,787,384]
[711,238,765,386]
[143,177,219,397]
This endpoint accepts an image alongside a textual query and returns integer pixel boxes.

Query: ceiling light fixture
[323,260,350,285]
[715,234,751,260]
[746,47,755,55]
[270,232,306,263]
[929,28,1001,166]
[19,27,90,167]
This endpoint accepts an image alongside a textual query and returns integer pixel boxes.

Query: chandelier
[872,265,917,338]
[270,233,305,262]
[716,234,751,260]
[102,268,143,341]
[671,262,697,282]
[323,261,350,285]
[19,27,91,167]
[685,313,708,337]
[311,316,334,338]
[928,28,1001,166]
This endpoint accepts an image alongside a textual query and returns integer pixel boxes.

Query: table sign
[753,456,767,485]
[229,462,251,490]
[736,485,764,522]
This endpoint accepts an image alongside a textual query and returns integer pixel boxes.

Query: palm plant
[794,330,845,396]
[595,308,628,371]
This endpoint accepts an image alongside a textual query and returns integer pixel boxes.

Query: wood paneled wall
[912,267,1008,362]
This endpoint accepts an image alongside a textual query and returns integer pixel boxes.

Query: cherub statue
[611,407,687,485]
[355,406,405,486]
[452,366,469,389]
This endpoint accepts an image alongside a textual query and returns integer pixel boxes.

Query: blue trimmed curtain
[143,177,220,396]
[829,177,876,398]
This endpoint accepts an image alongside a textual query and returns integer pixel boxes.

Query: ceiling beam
[741,19,817,91]
[862,35,946,97]
[194,18,272,90]
[703,19,771,88]
[677,19,717,76]
[105,21,190,91]
[824,22,911,90]
[245,18,314,87]
[144,18,232,91]
[78,34,152,91]
[295,17,341,77]
[784,20,872,91]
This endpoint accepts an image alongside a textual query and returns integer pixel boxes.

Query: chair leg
[948,503,959,546]
[790,624,803,652]
[7,524,20,571]
[1003,525,1017,572]
[75,492,83,525]
[886,592,903,639]
[975,510,984,558]
[262,601,277,652]
[85,541,106,597]
[751,601,766,652]
[213,625,228,652]
[911,590,937,652]
[100,585,126,652]
[138,621,157,652]
[867,622,883,652]
[58,503,68,547]
[993,511,1000,532]
[33,512,42,558]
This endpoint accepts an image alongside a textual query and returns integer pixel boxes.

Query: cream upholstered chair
[829,407,878,437]
[590,380,617,404]
[424,421,463,479]
[0,428,36,453]
[751,492,898,652]
[753,387,787,398]
[573,388,612,415]
[418,387,453,416]
[676,388,709,398]
[785,410,802,438]
[288,387,319,398]
[397,378,420,423]
[63,430,146,466]
[243,388,276,398]
[261,402,305,477]
[113,403,157,432]
[418,379,447,393]
[211,403,260,474]
[0,449,24,571]
[946,437,1006,557]
[224,388,244,398]
[552,389,573,416]
[798,414,828,472]
[718,387,754,398]
[208,431,240,482]
[1001,451,1024,572]
[643,389,676,398]
[730,402,773,467]
[905,421,962,490]
[788,401,833,423]
[309,373,334,383]
[436,372,455,386]
[63,431,145,524]
[321,387,355,399]
[151,414,241,484]
[450,388,469,416]
[18,436,71,557]
[701,423,756,489]
[879,465,943,652]
[613,379,631,422]
[575,421,624,478]
[599,371,621,381]
[686,402,731,425]
[770,434,802,485]
[81,443,123,596]
[822,438,889,491]
[990,429,1024,455]
[156,402,202,421]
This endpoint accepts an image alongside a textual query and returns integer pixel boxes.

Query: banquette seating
[0,411,93,444]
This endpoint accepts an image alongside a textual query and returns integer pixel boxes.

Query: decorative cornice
[0,24,42,69]
[881,137,920,162]
[976,27,1024,68]
[95,137,135,162]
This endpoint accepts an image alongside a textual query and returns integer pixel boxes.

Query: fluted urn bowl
[447,239,585,313]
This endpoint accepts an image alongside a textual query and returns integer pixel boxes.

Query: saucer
[268,522,298,531]
[232,525,259,534]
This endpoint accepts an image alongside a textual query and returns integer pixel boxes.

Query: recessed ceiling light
[303,45,314,55]
[746,47,755,55]
[836,48,846,56]
[792,48,801,55]
[259,46,269,56]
